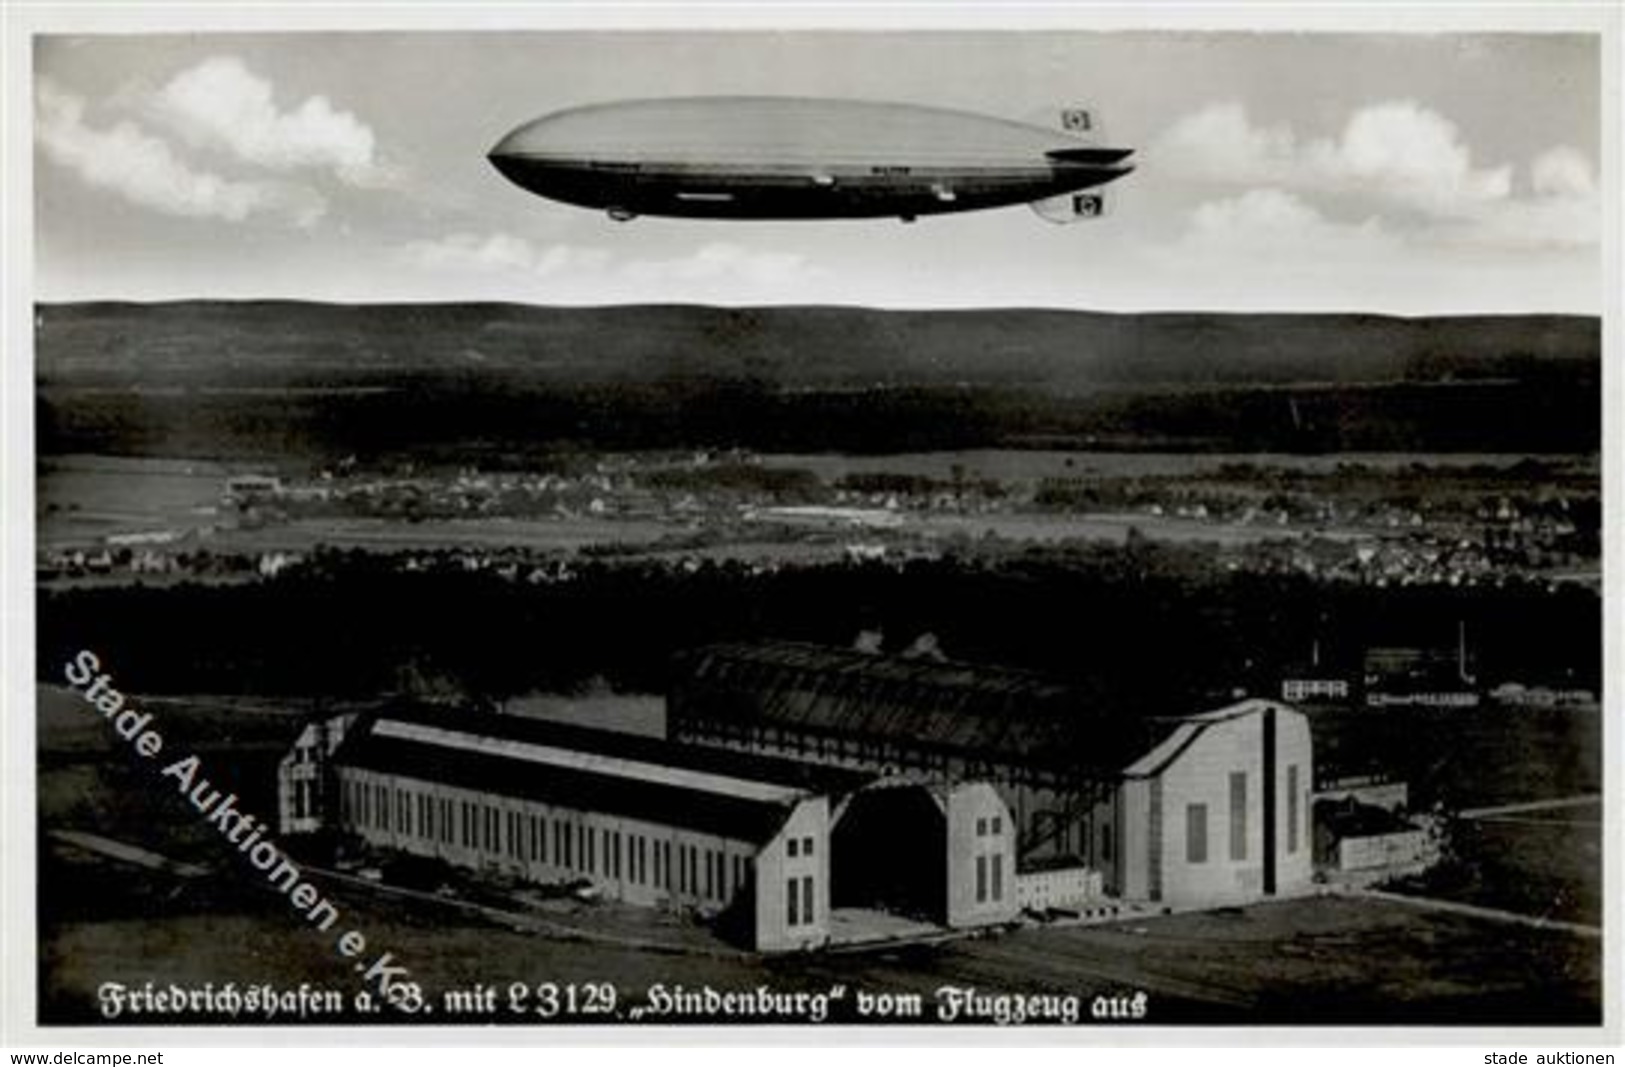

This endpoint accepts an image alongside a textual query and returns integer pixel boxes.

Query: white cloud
[1178,188,1398,259]
[398,232,820,301]
[1441,193,1599,252]
[36,80,324,225]
[1155,101,1598,250]
[1419,146,1597,251]
[619,242,811,288]
[1307,101,1511,214]
[401,232,610,276]
[1531,145,1596,199]
[1157,99,1511,216]
[1189,188,1328,239]
[1147,184,1596,312]
[150,55,392,186]
[1155,102,1298,184]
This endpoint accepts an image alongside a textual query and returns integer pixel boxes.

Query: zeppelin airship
[488,96,1134,223]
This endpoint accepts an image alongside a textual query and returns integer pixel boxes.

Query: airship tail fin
[1045,146,1134,166]
[1030,191,1109,224]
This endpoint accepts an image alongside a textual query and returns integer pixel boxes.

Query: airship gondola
[488,96,1133,223]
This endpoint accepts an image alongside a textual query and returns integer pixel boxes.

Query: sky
[31,28,1605,314]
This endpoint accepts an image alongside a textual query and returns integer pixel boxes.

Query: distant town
[40,450,1597,592]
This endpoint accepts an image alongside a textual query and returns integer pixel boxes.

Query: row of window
[1184,766,1305,865]
[342,776,750,901]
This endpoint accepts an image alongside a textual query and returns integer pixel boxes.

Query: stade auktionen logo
[64,649,422,1018]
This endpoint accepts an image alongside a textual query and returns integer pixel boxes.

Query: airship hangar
[279,640,1313,953]
[487,96,1135,223]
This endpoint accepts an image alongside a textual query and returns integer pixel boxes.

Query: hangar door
[830,787,946,923]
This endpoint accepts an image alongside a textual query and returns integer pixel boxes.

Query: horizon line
[29,297,1604,322]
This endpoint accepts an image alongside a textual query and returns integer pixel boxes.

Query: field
[1309,705,1602,810]
[212,517,678,555]
[36,686,321,856]
[759,449,1600,486]
[36,454,681,556]
[38,455,234,548]
[902,510,1355,548]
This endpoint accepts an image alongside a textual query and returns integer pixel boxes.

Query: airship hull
[488,97,1133,221]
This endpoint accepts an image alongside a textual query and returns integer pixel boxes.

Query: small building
[1489,682,1598,709]
[743,505,903,530]
[223,474,282,507]
[1313,796,1436,881]
[1014,856,1105,914]
[1280,677,1351,704]
[278,704,1017,951]
[1363,645,1480,709]
[1314,774,1409,813]
[1278,640,1356,705]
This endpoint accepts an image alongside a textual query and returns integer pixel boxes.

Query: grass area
[1391,805,1603,926]
[1309,704,1601,810]
[211,517,675,555]
[37,684,327,853]
[38,455,230,547]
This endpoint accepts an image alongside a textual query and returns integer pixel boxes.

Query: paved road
[1456,794,1600,819]
[1350,886,1601,939]
[49,830,210,878]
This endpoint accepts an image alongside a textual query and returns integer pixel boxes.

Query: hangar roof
[671,641,1170,776]
[1121,699,1295,779]
[332,703,873,844]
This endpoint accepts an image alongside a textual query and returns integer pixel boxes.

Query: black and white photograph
[4,2,1618,1046]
